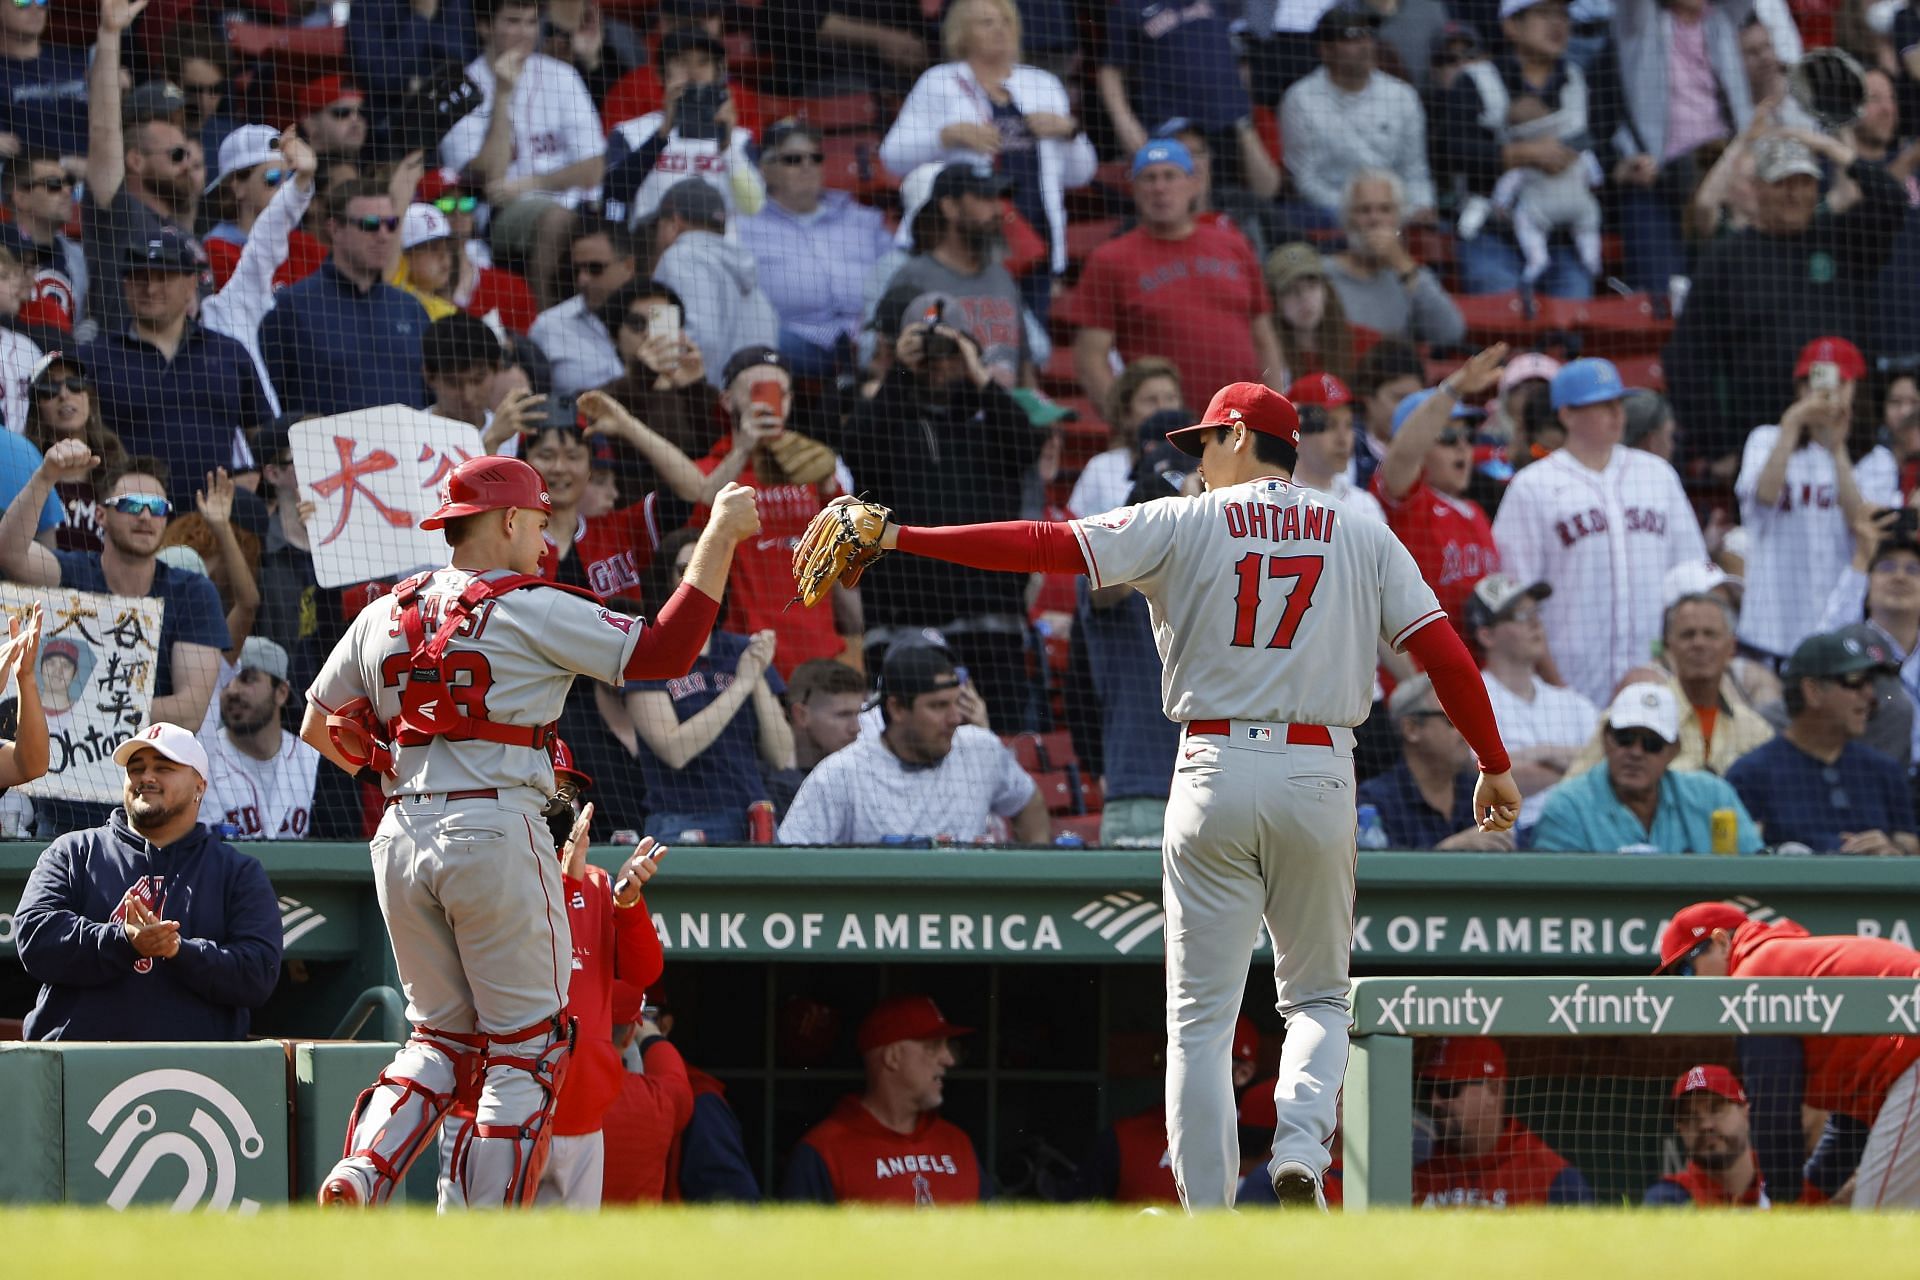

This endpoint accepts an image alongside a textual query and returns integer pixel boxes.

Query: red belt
[387,788,500,808]
[1185,719,1334,747]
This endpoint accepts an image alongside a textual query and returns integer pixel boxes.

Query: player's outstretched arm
[1401,620,1519,832]
[881,518,1090,574]
[622,483,759,681]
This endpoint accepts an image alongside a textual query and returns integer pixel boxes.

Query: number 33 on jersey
[1068,477,1445,728]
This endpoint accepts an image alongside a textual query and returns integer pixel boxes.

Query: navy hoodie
[15,809,284,1041]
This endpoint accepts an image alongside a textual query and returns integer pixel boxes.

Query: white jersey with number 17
[1069,477,1444,726]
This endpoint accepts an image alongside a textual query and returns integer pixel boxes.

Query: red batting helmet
[548,736,593,790]
[419,456,551,530]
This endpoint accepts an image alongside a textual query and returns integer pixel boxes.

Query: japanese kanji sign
[0,584,164,803]
[291,408,487,588]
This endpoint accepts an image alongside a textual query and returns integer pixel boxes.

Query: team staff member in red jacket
[1657,902,1920,1209]
[783,995,986,1204]
[1644,1065,1769,1207]
[600,1013,696,1203]
[1412,1036,1594,1207]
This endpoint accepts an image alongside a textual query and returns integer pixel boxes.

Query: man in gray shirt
[1280,7,1436,220]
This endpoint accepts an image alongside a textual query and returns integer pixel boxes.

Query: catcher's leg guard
[446,1016,575,1208]
[320,1027,484,1206]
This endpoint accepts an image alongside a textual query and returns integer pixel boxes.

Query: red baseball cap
[856,995,973,1054]
[1233,1015,1259,1063]
[1794,336,1867,382]
[1286,372,1352,408]
[415,167,467,204]
[548,736,593,789]
[1653,902,1750,974]
[1167,383,1301,458]
[1672,1064,1747,1105]
[1419,1036,1506,1082]
[298,74,363,119]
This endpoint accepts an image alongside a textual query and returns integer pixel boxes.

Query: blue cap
[1389,388,1484,437]
[1550,357,1626,410]
[1131,138,1194,178]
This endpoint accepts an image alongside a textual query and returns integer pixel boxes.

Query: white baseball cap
[1499,0,1565,17]
[112,721,211,779]
[207,124,282,193]
[402,203,454,251]
[896,162,943,250]
[1662,560,1743,608]
[1606,682,1680,744]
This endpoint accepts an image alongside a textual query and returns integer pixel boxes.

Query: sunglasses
[107,494,173,518]
[347,215,400,233]
[20,174,74,192]
[772,152,826,167]
[434,195,479,214]
[1872,558,1920,577]
[1435,429,1470,447]
[574,259,614,276]
[327,104,367,120]
[152,145,191,164]
[1328,24,1373,40]
[7,0,50,8]
[32,375,88,399]
[1823,671,1876,691]
[1673,938,1713,977]
[1608,727,1670,753]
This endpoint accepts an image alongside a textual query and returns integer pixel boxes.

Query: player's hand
[122,897,181,959]
[709,481,762,543]
[1839,829,1905,856]
[39,437,100,485]
[0,603,43,687]
[1473,770,1522,833]
[612,838,668,908]
[1447,342,1510,400]
[196,467,234,531]
[561,800,595,879]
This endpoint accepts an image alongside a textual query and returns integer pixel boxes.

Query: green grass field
[6,1207,1916,1279]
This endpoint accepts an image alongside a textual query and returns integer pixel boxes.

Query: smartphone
[648,302,681,342]
[750,379,785,432]
[1810,361,1842,393]
[1896,507,1920,538]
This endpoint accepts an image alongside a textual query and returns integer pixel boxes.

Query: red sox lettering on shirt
[795,1095,984,1205]
[1412,1120,1574,1208]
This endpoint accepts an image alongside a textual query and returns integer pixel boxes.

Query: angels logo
[85,1069,269,1212]
[598,609,636,634]
[1083,508,1137,532]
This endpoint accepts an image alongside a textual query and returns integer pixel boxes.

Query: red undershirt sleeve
[623,581,722,681]
[894,521,1091,574]
[1403,621,1512,774]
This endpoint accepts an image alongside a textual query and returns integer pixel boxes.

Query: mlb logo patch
[1246,727,1273,743]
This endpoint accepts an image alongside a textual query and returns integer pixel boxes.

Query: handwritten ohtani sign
[1,585,163,803]
[291,407,487,588]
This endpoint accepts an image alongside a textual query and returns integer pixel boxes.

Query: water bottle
[1355,804,1390,851]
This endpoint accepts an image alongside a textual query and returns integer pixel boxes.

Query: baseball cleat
[1271,1161,1328,1211]
[318,1173,365,1207]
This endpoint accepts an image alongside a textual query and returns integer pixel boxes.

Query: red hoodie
[552,866,664,1136]
[1727,918,1920,1123]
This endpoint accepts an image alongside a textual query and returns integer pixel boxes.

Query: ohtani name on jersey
[1552,506,1669,547]
[1223,500,1337,544]
[874,1154,960,1179]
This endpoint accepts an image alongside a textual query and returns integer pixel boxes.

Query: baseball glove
[791,496,890,607]
[766,429,838,487]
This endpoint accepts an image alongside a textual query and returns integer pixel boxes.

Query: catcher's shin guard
[321,1027,484,1206]
[446,1015,576,1208]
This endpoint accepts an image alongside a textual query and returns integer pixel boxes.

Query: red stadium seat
[1031,768,1082,815]
[1614,353,1667,391]
[1036,729,1078,772]
[1002,733,1045,772]
[1080,775,1104,814]
[1065,217,1122,267]
[224,20,346,63]
[773,92,881,132]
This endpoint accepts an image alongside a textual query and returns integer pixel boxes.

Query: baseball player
[795,382,1519,1210]
[1643,1065,1769,1207]
[1656,902,1920,1209]
[1492,358,1707,706]
[299,455,759,1208]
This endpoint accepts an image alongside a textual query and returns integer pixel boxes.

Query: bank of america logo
[1074,891,1166,955]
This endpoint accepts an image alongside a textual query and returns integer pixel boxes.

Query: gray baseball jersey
[307,568,645,795]
[1069,477,1444,725]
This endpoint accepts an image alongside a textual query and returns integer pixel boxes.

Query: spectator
[877,162,1029,386]
[1469,574,1598,821]
[778,643,1046,844]
[858,162,940,357]
[1148,119,1285,258]
[783,995,985,1204]
[0,245,42,429]
[167,469,262,729]
[1623,389,1678,464]
[1530,681,1763,853]
[1280,8,1436,224]
[421,312,543,452]
[439,0,606,309]
[602,28,763,228]
[23,351,122,553]
[197,636,322,841]
[1608,0,1755,293]
[0,0,85,160]
[0,399,62,545]
[0,603,46,789]
[540,0,646,109]
[1857,373,1920,502]
[1644,1067,1766,1207]
[1290,388,1386,521]
[1349,337,1426,493]
[417,173,540,335]
[1737,337,1888,665]
[651,179,781,391]
[531,219,638,400]
[82,0,198,342]
[168,25,235,161]
[202,128,314,347]
[1728,630,1919,854]
[392,204,461,320]
[767,658,868,816]
[829,314,1045,727]
[878,0,1096,307]
[737,120,893,377]
[1081,555,1179,848]
[1666,131,1906,468]
[1097,0,1254,162]
[1063,140,1280,410]
[247,424,329,708]
[591,277,721,467]
[628,528,794,842]
[346,0,478,139]
[1359,674,1510,850]
[82,230,273,511]
[1414,1037,1594,1205]
[1266,243,1356,388]
[2,153,86,334]
[1820,518,1920,767]
[14,722,282,1041]
[1373,349,1506,629]
[754,0,929,96]
[1323,170,1465,346]
[1494,358,1707,707]
[260,180,431,418]
[1068,357,1185,518]
[605,0,768,135]
[1435,0,1602,298]
[1486,351,1562,468]
[295,76,368,163]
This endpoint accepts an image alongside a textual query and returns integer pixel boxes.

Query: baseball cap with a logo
[1131,138,1194,178]
[1784,629,1897,681]
[402,203,454,251]
[1166,383,1301,457]
[1499,351,1563,394]
[549,736,594,790]
[1287,372,1352,408]
[1662,560,1743,608]
[1606,682,1680,744]
[1653,902,1751,973]
[1672,1064,1748,1105]
[208,124,282,193]
[1550,357,1627,410]
[1794,335,1868,382]
[856,994,974,1053]
[1752,135,1822,184]
[1420,1036,1506,1081]
[112,722,210,780]
[1465,573,1552,631]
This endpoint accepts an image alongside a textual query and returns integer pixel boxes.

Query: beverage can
[747,800,776,844]
[1710,808,1738,856]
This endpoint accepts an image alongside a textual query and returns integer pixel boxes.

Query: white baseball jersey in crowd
[1492,446,1705,707]
[440,54,605,208]
[1479,673,1600,824]
[1736,426,1901,659]
[603,115,760,227]
[777,725,1036,844]
[199,729,323,839]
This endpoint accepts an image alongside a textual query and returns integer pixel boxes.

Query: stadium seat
[1064,217,1121,268]
[1035,729,1077,772]
[1030,768,1082,816]
[1614,353,1667,392]
[1002,733,1045,772]
[818,133,891,196]
[1080,775,1104,814]
[224,20,346,64]
[768,92,881,132]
